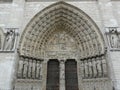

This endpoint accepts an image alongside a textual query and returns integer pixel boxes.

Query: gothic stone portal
[16,2,112,90]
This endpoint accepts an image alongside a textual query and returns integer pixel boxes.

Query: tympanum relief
[45,30,78,60]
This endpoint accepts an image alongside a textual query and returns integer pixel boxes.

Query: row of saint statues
[17,57,43,80]
[0,29,18,51]
[81,56,107,79]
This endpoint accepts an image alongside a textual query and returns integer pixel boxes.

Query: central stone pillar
[60,60,65,90]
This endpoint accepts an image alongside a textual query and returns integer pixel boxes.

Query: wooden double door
[46,59,79,90]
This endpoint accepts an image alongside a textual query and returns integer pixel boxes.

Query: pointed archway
[15,1,112,90]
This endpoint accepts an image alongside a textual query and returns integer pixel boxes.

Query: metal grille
[65,59,79,90]
[46,59,59,90]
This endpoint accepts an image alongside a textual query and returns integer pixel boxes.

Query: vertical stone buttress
[98,0,119,89]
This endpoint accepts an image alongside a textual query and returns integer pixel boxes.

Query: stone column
[59,60,65,90]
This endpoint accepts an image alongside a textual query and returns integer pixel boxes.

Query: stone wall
[0,0,120,90]
[0,52,16,89]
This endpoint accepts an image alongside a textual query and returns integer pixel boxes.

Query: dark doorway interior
[46,59,59,90]
[65,59,79,90]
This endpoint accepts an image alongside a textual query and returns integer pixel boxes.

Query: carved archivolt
[19,2,105,59]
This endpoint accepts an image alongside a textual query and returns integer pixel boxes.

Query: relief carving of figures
[106,27,120,48]
[92,58,97,78]
[4,30,15,51]
[110,30,119,48]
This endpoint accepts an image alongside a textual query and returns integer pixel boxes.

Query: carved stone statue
[36,61,39,78]
[109,29,119,48]
[92,58,97,78]
[0,35,1,50]
[36,61,41,79]
[81,61,85,78]
[88,59,93,78]
[17,58,24,78]
[23,60,28,78]
[96,57,102,77]
[4,30,15,51]
[84,60,89,78]
[32,60,36,79]
[102,56,107,77]
[28,59,32,78]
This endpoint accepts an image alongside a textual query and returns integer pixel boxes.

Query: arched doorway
[15,1,113,90]
[65,59,79,90]
[46,59,59,90]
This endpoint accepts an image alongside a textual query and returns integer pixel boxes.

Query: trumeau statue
[4,30,15,51]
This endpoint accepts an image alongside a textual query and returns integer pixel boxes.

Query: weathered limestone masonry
[0,0,120,90]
